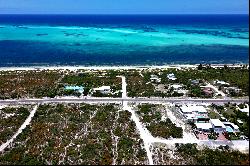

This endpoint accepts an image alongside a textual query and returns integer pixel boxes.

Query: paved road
[0,97,248,105]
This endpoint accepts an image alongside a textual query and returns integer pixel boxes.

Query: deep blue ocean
[0,14,249,67]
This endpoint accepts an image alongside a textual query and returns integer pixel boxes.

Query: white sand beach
[0,64,248,71]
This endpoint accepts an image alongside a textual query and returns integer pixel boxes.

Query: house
[167,73,177,81]
[170,84,183,91]
[237,119,244,125]
[195,122,213,132]
[195,121,240,134]
[64,86,84,94]
[238,104,249,116]
[220,116,228,122]
[213,80,230,86]
[150,74,161,83]
[190,79,200,85]
[224,87,242,94]
[210,119,226,133]
[202,87,214,97]
[223,122,240,133]
[93,86,111,94]
[180,105,210,123]
[170,84,187,94]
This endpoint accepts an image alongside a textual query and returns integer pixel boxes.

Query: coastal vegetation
[0,70,122,99]
[61,72,122,97]
[151,143,249,165]
[0,66,248,99]
[175,143,249,165]
[126,66,249,98]
[159,66,249,96]
[136,104,183,139]
[0,70,61,99]
[0,103,147,165]
[0,105,31,145]
[126,71,156,97]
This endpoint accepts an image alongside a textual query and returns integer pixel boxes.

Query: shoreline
[0,64,249,71]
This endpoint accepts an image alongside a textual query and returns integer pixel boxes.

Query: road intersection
[0,75,248,160]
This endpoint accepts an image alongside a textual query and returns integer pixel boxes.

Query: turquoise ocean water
[0,15,248,66]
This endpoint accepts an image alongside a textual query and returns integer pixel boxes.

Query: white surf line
[0,64,247,71]
[0,105,38,152]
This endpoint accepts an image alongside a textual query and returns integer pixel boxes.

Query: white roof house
[223,122,239,130]
[225,87,242,92]
[238,104,249,116]
[180,105,207,114]
[195,122,213,130]
[191,105,207,113]
[185,114,196,119]
[237,119,244,124]
[214,80,230,86]
[180,105,209,123]
[170,84,183,90]
[210,119,226,128]
[176,89,188,94]
[150,74,158,78]
[180,105,193,114]
[93,86,111,94]
[167,73,177,81]
[150,75,161,83]
[167,73,174,76]
[94,86,110,90]
[170,84,188,94]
